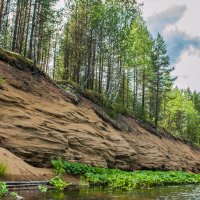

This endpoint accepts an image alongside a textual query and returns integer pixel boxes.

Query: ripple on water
[4,185,200,200]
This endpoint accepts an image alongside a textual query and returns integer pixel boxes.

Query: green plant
[10,192,18,198]
[50,176,68,191]
[52,160,200,191]
[0,77,5,85]
[0,182,8,197]
[0,163,6,177]
[38,185,48,193]
[51,159,66,176]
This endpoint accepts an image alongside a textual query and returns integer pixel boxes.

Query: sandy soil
[1,56,200,176]
[0,147,80,184]
[0,147,54,181]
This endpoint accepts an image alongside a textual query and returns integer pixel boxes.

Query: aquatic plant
[38,185,48,193]
[52,159,200,191]
[0,182,8,197]
[10,192,18,198]
[51,159,66,176]
[50,176,68,191]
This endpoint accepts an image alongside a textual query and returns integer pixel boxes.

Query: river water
[5,185,200,200]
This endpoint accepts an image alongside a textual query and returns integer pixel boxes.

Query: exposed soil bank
[1,50,200,174]
[0,147,53,181]
[0,147,80,183]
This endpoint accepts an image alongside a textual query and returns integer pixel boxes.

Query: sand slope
[0,56,200,173]
[0,147,54,181]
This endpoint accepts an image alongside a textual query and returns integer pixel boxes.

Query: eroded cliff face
[1,59,200,172]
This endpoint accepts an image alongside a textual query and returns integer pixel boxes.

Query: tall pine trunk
[28,0,37,59]
[0,0,4,34]
[155,77,159,128]
[12,0,21,51]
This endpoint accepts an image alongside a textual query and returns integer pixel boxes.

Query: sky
[137,0,200,91]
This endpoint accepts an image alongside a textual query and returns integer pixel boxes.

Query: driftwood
[1,181,85,190]
[2,181,49,188]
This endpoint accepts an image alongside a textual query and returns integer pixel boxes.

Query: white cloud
[138,0,200,91]
[165,29,200,64]
[147,5,186,36]
[172,51,200,91]
[142,3,200,65]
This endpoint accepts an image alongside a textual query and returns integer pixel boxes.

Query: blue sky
[137,0,200,91]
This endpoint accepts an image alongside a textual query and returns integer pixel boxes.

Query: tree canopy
[0,0,200,145]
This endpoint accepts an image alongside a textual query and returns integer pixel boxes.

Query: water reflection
[5,185,200,200]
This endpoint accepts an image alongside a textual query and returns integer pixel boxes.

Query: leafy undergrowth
[52,160,200,191]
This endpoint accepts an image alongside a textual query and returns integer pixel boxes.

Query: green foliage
[38,185,48,193]
[52,159,66,176]
[0,77,5,85]
[50,176,68,191]
[111,102,130,116]
[105,102,130,119]
[1,0,200,147]
[81,89,105,107]
[52,160,200,191]
[160,89,200,144]
[86,170,200,190]
[0,163,7,177]
[0,182,8,197]
[52,159,114,176]
[10,192,18,198]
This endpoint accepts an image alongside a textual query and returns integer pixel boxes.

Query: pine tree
[150,33,174,127]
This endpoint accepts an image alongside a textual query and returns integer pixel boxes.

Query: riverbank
[0,147,54,181]
[2,156,200,199]
[1,147,200,191]
[0,148,80,185]
[1,51,200,173]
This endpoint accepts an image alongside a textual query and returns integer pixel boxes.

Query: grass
[0,48,33,68]
[0,76,5,85]
[0,48,45,77]
[52,160,200,191]
[0,163,6,177]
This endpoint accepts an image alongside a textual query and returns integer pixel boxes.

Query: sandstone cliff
[1,50,200,173]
